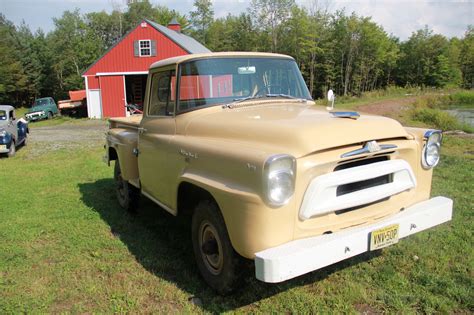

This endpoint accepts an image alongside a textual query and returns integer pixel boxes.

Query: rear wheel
[192,200,242,295]
[114,160,140,212]
[7,140,16,157]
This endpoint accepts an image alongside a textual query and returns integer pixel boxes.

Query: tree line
[0,0,472,107]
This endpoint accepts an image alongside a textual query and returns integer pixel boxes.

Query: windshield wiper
[222,95,264,109]
[223,94,308,109]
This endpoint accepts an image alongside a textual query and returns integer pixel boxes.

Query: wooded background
[0,0,472,107]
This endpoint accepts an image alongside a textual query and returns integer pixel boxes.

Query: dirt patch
[356,96,418,117]
[26,120,107,157]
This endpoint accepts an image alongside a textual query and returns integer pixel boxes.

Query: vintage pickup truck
[104,52,453,294]
[26,97,59,121]
[0,105,28,157]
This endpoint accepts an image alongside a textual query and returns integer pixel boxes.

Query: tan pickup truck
[104,52,453,294]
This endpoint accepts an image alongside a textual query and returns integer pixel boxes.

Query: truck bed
[109,115,142,129]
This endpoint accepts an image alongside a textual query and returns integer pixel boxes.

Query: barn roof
[145,19,210,54]
[82,19,210,76]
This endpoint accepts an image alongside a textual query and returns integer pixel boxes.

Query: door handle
[138,127,147,134]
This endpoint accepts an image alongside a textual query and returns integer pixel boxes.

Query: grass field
[1,99,473,312]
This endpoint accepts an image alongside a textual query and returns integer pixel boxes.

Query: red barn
[82,19,210,118]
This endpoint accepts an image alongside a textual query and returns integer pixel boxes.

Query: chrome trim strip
[341,143,398,158]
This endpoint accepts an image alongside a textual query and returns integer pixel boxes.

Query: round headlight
[422,131,442,169]
[263,154,296,206]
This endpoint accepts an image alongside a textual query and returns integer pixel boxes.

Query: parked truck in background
[26,97,59,121]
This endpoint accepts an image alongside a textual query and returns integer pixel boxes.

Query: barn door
[100,76,126,117]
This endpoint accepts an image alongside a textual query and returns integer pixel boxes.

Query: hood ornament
[341,141,397,158]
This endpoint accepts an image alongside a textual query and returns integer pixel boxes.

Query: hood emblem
[367,140,381,153]
[341,141,398,158]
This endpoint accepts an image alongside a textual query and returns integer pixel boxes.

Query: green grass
[28,116,91,128]
[0,123,473,312]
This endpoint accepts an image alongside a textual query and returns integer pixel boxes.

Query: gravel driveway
[26,120,107,157]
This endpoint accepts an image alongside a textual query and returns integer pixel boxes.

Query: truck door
[8,110,18,140]
[138,69,177,211]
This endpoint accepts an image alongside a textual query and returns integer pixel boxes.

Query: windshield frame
[175,57,312,115]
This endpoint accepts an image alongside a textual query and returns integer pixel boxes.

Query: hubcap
[199,221,223,275]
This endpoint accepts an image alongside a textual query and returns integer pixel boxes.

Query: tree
[0,15,33,106]
[460,26,474,88]
[49,10,102,97]
[249,0,296,52]
[189,0,214,45]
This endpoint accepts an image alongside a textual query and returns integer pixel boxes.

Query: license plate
[0,145,6,150]
[370,224,399,250]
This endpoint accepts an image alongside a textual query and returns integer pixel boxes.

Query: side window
[9,110,14,120]
[148,70,175,116]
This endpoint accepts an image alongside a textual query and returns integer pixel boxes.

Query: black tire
[192,200,242,295]
[22,136,28,146]
[7,140,16,157]
[47,111,53,119]
[114,160,140,212]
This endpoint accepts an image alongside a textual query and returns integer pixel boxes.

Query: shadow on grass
[79,178,382,312]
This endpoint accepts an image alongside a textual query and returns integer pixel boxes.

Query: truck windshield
[177,57,312,113]
[34,99,48,107]
[0,110,6,120]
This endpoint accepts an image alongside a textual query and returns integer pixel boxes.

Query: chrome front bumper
[255,196,453,283]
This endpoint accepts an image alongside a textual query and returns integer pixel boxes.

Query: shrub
[410,107,473,132]
[449,90,474,107]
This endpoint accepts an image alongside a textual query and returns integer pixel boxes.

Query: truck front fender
[178,172,295,259]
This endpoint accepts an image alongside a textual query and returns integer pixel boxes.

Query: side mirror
[326,89,335,111]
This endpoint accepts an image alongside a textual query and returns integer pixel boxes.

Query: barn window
[134,40,157,57]
[139,40,151,56]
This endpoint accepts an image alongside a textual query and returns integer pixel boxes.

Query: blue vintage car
[0,105,29,157]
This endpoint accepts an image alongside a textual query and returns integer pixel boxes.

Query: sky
[0,0,472,40]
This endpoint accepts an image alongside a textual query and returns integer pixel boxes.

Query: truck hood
[183,103,411,157]
[28,105,48,113]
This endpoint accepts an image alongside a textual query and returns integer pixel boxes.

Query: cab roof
[149,52,294,70]
[0,105,14,111]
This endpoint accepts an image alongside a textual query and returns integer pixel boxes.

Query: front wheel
[192,200,242,295]
[47,111,53,119]
[114,160,140,212]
